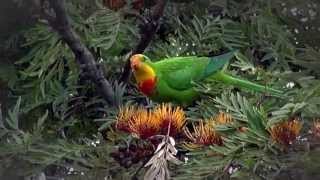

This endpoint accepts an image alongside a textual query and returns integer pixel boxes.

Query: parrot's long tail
[212,72,284,97]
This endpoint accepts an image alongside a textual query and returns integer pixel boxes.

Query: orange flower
[207,112,233,128]
[116,106,141,132]
[311,120,320,138]
[115,104,186,139]
[209,112,248,132]
[153,103,186,136]
[269,119,302,146]
[184,120,223,147]
[214,112,233,125]
[129,109,160,139]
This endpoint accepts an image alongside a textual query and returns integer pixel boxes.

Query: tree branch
[41,0,116,105]
[120,0,168,83]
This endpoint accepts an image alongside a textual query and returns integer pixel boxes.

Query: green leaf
[37,110,48,130]
[86,8,122,51]
[5,97,21,130]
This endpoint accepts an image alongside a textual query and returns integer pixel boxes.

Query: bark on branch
[41,0,115,105]
[120,0,168,83]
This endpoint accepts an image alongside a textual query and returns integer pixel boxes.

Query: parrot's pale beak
[130,55,141,71]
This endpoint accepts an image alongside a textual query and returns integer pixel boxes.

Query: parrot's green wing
[152,51,236,91]
[203,51,237,77]
[153,56,207,90]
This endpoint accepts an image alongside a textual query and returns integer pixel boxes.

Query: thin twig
[120,0,168,83]
[40,0,116,105]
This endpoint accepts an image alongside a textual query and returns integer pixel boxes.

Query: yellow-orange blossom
[116,104,186,139]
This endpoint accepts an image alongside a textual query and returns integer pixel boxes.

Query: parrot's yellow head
[130,54,157,96]
[130,54,156,82]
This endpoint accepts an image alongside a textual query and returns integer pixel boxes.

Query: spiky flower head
[269,119,302,146]
[184,120,223,147]
[116,106,160,139]
[128,109,161,139]
[153,103,186,136]
[208,112,248,132]
[213,112,233,125]
[116,104,186,139]
[115,106,145,132]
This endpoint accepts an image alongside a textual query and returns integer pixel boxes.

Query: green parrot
[130,51,283,105]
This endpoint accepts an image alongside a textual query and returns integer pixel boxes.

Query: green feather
[152,56,208,90]
[135,51,283,105]
[212,72,283,97]
[203,50,238,77]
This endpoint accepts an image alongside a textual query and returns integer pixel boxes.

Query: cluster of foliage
[1,0,320,179]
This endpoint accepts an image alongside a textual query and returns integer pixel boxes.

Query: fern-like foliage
[150,15,249,58]
[2,0,320,179]
[0,98,123,178]
[14,1,137,112]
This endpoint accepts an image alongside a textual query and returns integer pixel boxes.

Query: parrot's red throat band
[138,77,157,96]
